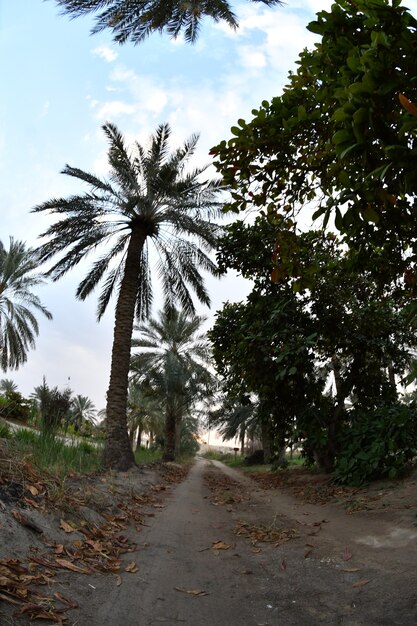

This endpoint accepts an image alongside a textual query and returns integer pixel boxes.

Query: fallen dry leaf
[27,485,39,496]
[125,561,138,573]
[212,540,231,551]
[352,579,370,588]
[280,559,287,571]
[115,575,122,586]
[54,592,79,609]
[174,587,208,596]
[55,559,90,574]
[342,567,360,573]
[60,520,76,534]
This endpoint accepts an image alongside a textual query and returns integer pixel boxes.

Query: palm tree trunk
[163,405,176,461]
[102,228,146,471]
[174,414,182,458]
[135,425,143,450]
[129,427,135,447]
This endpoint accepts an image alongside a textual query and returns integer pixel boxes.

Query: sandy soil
[1,448,417,625]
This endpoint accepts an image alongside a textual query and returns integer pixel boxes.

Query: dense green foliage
[211,0,417,285]
[334,405,417,485]
[0,389,32,423]
[209,216,417,479]
[208,0,417,484]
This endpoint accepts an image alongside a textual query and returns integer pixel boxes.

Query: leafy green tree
[0,238,52,371]
[53,0,283,44]
[284,231,417,470]
[211,217,322,464]
[130,306,216,460]
[212,215,417,471]
[33,123,222,470]
[0,387,31,423]
[211,0,417,286]
[209,291,320,465]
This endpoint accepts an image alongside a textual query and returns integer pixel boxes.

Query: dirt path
[69,458,417,626]
[2,455,417,625]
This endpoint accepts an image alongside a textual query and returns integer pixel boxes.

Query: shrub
[13,428,39,445]
[0,419,12,439]
[334,404,417,486]
[0,391,31,422]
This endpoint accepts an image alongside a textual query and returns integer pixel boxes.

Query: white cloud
[237,45,267,70]
[94,100,137,119]
[92,45,118,63]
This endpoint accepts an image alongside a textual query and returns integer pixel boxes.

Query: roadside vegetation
[2,0,417,490]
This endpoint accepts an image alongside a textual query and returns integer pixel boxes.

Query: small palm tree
[127,381,162,450]
[54,0,283,44]
[0,238,52,372]
[33,122,222,470]
[31,377,73,434]
[130,306,216,460]
[0,379,18,394]
[70,394,97,432]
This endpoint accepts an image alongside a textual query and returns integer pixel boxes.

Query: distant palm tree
[0,379,18,394]
[54,0,283,44]
[127,381,162,450]
[131,306,216,460]
[0,238,52,372]
[70,394,97,432]
[33,122,222,470]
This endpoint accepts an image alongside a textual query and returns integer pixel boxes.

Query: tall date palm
[53,0,283,45]
[33,122,222,470]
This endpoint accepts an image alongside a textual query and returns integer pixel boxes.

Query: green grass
[12,429,102,477]
[202,448,306,473]
[0,420,12,439]
[134,445,162,465]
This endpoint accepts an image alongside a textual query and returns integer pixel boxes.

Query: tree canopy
[53,0,283,44]
[0,238,52,372]
[211,0,417,286]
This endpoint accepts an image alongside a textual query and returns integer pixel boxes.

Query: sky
[3,0,412,411]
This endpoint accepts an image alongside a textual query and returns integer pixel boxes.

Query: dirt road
[70,457,417,626]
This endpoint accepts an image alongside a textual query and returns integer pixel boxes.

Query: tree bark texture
[102,227,146,471]
[163,405,176,461]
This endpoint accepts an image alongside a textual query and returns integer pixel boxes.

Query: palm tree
[33,122,222,470]
[31,377,73,433]
[127,381,162,450]
[130,306,216,460]
[70,394,97,432]
[54,0,283,45]
[0,379,18,394]
[0,238,52,372]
